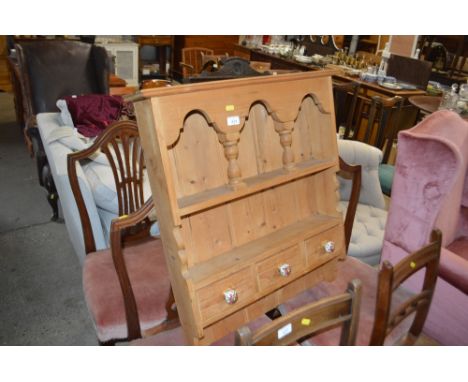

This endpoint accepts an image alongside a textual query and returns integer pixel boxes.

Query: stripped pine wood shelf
[178,158,337,216]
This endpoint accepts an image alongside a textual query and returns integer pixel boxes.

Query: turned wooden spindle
[275,121,295,170]
[220,132,242,185]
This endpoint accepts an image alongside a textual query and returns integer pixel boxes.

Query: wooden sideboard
[131,71,345,344]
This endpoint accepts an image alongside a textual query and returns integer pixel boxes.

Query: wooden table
[333,73,426,99]
[249,48,320,72]
[236,47,426,123]
[408,95,442,114]
[332,73,426,144]
[409,95,468,121]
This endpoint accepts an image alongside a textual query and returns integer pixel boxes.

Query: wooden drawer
[195,267,257,325]
[256,245,304,291]
[305,225,344,267]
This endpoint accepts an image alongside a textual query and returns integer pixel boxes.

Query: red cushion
[64,94,124,137]
[83,237,171,343]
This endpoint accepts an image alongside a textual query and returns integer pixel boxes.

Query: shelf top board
[127,70,339,102]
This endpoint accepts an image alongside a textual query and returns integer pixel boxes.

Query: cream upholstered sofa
[36,112,154,264]
[338,139,388,265]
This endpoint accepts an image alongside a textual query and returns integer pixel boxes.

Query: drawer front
[305,225,344,268]
[256,245,305,291]
[195,267,256,325]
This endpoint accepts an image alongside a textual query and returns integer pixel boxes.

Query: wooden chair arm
[110,198,155,233]
[108,197,155,340]
[179,62,194,71]
[339,156,361,252]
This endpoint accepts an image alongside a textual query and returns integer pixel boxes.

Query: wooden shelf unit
[177,157,335,216]
[131,71,345,344]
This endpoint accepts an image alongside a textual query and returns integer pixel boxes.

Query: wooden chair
[362,95,404,165]
[179,47,214,79]
[370,229,442,345]
[235,279,362,346]
[278,230,442,345]
[338,157,361,252]
[357,95,404,197]
[333,80,360,139]
[67,120,178,344]
[337,139,387,266]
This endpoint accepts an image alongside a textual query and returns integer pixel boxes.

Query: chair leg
[141,288,180,338]
[42,163,59,221]
[47,191,59,221]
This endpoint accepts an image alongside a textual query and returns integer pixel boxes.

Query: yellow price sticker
[301,318,311,326]
[225,104,235,112]
[410,261,416,269]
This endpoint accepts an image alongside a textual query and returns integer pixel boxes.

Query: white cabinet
[98,41,139,87]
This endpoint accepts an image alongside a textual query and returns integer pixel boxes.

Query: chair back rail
[364,95,403,164]
[370,229,442,345]
[235,279,362,346]
[333,80,360,140]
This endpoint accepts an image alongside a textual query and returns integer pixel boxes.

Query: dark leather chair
[15,40,110,220]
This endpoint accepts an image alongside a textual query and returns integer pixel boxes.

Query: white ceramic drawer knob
[278,263,292,277]
[223,289,238,304]
[323,241,335,253]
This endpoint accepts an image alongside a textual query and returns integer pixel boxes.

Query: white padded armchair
[338,139,387,265]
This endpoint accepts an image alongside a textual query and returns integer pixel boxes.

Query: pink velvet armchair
[381,110,468,345]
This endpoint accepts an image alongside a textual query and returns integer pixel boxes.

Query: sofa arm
[439,247,468,295]
[37,113,106,263]
[337,139,385,210]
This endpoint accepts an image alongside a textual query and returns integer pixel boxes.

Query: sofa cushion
[339,201,387,265]
[56,99,75,127]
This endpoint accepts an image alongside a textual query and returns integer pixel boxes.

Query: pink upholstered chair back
[380,110,468,345]
[382,110,468,260]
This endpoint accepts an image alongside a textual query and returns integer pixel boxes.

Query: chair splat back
[99,121,145,216]
[364,95,403,164]
[68,120,145,254]
[235,279,362,346]
[333,80,360,140]
[370,229,442,345]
